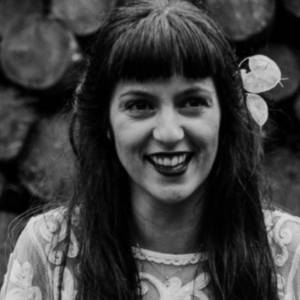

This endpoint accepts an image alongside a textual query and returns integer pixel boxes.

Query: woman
[1,0,300,299]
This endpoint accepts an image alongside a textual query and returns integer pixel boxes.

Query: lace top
[1,208,300,300]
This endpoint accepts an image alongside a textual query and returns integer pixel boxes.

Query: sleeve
[0,218,50,300]
[0,209,79,300]
[269,211,300,300]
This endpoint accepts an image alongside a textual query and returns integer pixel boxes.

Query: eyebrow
[175,87,214,98]
[119,90,154,99]
[119,86,214,99]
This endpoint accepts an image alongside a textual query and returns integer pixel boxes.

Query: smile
[146,152,193,175]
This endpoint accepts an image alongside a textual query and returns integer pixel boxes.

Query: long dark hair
[60,0,279,299]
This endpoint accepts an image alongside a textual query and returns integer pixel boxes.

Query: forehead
[111,76,217,99]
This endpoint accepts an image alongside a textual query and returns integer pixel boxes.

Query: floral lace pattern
[39,209,79,265]
[53,267,77,300]
[1,208,300,300]
[277,274,286,300]
[139,272,210,300]
[6,260,42,300]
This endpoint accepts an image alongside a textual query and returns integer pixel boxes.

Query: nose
[153,108,184,145]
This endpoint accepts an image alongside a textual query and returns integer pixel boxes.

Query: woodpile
[0,0,118,284]
[205,0,276,42]
[1,15,81,89]
[19,114,75,202]
[51,0,118,36]
[281,0,300,18]
[0,0,300,286]
[0,0,43,37]
[0,87,38,161]
[256,44,300,102]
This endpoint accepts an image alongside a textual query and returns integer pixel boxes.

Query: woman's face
[109,75,221,205]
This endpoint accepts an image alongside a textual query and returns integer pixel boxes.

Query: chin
[154,188,201,205]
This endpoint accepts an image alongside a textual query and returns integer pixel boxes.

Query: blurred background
[0,0,299,286]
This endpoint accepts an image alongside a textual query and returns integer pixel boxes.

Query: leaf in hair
[240,55,281,93]
[246,93,268,127]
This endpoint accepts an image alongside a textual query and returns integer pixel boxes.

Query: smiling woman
[1,1,300,300]
[110,76,220,206]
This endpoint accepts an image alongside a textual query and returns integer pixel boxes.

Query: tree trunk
[51,0,117,36]
[0,15,81,89]
[0,87,38,161]
[19,114,76,202]
[205,0,276,42]
[0,0,43,37]
[281,0,300,18]
[256,44,300,102]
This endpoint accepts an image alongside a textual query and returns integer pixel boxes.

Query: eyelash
[180,98,209,108]
[125,100,154,111]
[124,97,209,117]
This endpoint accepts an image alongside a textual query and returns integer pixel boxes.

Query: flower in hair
[239,55,282,129]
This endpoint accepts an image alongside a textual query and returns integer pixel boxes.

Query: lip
[146,152,193,176]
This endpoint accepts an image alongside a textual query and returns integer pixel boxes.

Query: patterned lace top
[0,207,300,300]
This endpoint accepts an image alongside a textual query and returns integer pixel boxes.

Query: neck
[132,194,203,254]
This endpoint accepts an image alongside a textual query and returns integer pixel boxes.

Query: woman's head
[74,0,247,200]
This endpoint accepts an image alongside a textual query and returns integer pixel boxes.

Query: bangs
[106,6,227,82]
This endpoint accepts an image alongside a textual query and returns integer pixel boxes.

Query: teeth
[178,155,183,164]
[150,154,188,167]
[171,156,178,166]
[164,157,171,166]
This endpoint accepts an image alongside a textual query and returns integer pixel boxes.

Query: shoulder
[0,207,80,300]
[33,206,80,260]
[264,208,300,265]
[264,208,300,299]
[18,206,80,266]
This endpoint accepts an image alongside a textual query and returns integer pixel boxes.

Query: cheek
[114,130,132,162]
[193,120,220,169]
[190,117,220,149]
[113,131,146,184]
[112,123,145,164]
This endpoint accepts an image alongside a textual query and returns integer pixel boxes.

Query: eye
[126,101,153,111]
[124,100,156,118]
[178,97,211,117]
[182,97,208,108]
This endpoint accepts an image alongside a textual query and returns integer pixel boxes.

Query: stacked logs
[205,0,276,42]
[0,0,117,285]
[0,0,300,285]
